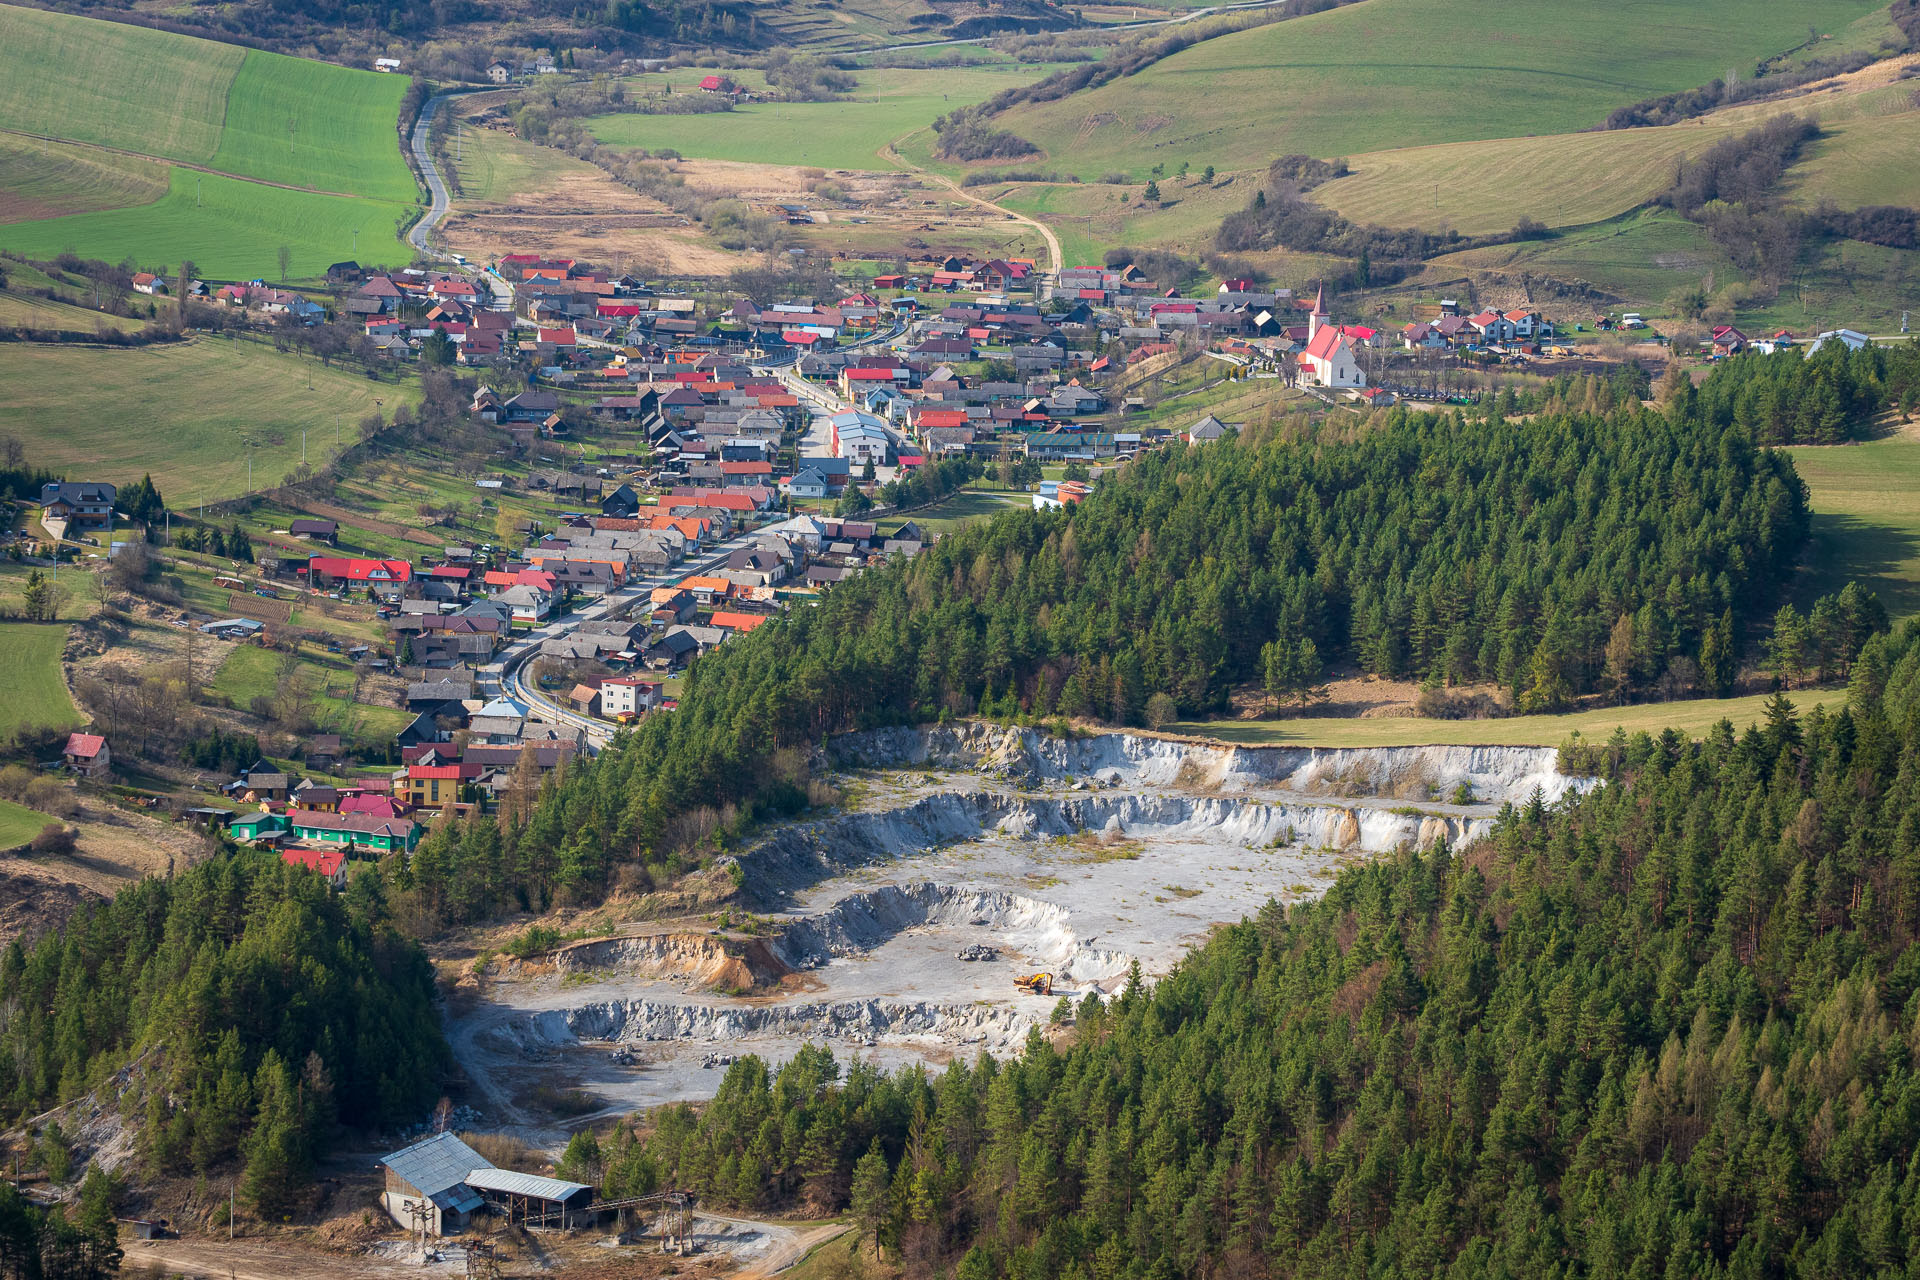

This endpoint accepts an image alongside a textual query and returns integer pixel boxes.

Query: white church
[1297,284,1366,390]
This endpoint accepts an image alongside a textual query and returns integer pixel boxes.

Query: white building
[1296,285,1365,390]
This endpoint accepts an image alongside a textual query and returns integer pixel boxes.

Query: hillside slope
[983,0,1887,178]
[0,3,417,276]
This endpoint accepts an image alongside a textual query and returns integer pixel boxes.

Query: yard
[208,642,409,742]
[0,800,50,849]
[0,623,80,736]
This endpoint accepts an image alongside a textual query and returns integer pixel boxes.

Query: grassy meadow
[0,289,151,333]
[1786,435,1920,620]
[1309,124,1746,235]
[209,643,410,740]
[0,4,417,277]
[979,0,1887,179]
[0,136,169,222]
[1781,109,1920,211]
[587,65,1061,170]
[0,623,80,736]
[0,800,49,849]
[0,337,417,503]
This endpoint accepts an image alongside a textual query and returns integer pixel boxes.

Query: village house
[41,481,117,530]
[229,809,420,855]
[281,845,349,888]
[63,732,111,777]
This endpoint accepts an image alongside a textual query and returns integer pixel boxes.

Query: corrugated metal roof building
[465,1167,595,1226]
[378,1133,488,1235]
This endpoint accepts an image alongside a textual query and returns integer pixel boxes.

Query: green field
[0,337,416,503]
[1168,688,1848,749]
[1434,208,1739,310]
[0,623,80,736]
[0,799,49,849]
[0,4,242,163]
[1781,108,1920,211]
[1786,435,1920,620]
[990,171,1258,265]
[208,50,415,201]
[980,0,1886,178]
[587,65,1059,170]
[0,4,417,276]
[1,168,410,282]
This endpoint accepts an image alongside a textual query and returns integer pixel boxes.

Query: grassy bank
[1166,688,1848,748]
[0,623,79,736]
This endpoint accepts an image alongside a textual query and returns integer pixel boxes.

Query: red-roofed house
[63,732,110,777]
[308,557,413,598]
[698,74,736,93]
[537,327,577,348]
[281,845,348,888]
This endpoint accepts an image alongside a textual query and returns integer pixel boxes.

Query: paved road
[480,529,770,748]
[406,91,514,310]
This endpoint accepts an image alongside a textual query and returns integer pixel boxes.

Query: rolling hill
[0,3,418,278]
[975,0,1890,179]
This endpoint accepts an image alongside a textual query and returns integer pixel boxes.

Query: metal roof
[463,1167,591,1202]
[380,1132,488,1200]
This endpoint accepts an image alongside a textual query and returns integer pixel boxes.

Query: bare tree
[277,245,293,283]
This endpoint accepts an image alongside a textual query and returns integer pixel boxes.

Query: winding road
[883,137,1062,279]
[406,91,514,309]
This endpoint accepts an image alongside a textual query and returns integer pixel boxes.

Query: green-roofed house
[230,808,420,855]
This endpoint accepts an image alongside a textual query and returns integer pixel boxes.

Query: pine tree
[851,1139,891,1249]
[241,1051,309,1218]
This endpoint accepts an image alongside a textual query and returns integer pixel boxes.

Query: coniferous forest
[392,401,1810,923]
[568,620,1920,1280]
[0,856,446,1215]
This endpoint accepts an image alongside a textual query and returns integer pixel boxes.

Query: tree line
[579,615,1920,1279]
[1685,339,1920,445]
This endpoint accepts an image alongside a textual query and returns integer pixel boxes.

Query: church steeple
[1309,282,1328,339]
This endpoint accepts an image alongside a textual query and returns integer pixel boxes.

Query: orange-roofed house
[711,611,770,634]
[680,575,732,604]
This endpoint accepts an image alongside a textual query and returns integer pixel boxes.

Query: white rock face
[829,725,1593,806]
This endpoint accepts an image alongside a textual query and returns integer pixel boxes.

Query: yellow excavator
[1013,972,1053,996]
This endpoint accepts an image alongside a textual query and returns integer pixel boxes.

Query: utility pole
[229,1181,234,1241]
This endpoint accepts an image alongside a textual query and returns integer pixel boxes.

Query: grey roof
[463,1167,592,1203]
[381,1133,490,1209]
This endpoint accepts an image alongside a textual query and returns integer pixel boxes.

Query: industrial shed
[464,1167,595,1228]
[378,1133,488,1236]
